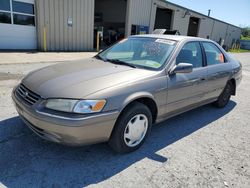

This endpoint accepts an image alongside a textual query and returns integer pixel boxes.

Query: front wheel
[213,81,233,108]
[108,102,152,153]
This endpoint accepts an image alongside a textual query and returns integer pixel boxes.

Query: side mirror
[170,63,193,74]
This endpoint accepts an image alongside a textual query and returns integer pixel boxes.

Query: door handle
[194,78,206,82]
[188,77,206,85]
[195,77,206,84]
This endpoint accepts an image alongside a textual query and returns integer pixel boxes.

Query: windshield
[98,37,176,70]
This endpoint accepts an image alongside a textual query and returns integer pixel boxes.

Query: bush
[241,27,250,40]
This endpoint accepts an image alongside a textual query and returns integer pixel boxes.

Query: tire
[109,102,152,153]
[213,81,233,108]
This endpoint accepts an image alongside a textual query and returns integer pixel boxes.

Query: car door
[201,42,232,100]
[166,41,208,115]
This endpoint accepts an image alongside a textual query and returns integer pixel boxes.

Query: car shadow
[0,101,236,187]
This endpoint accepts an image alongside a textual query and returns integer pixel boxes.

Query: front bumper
[12,89,119,146]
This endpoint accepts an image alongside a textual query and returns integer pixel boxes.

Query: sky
[167,0,250,27]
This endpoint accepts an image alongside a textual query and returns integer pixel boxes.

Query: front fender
[121,91,156,111]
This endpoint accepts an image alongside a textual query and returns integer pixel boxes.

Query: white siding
[0,0,37,50]
[211,21,228,43]
[36,0,94,51]
[146,0,241,48]
[33,0,242,51]
[0,24,37,49]
[171,9,189,35]
[198,17,214,39]
[125,0,153,36]
[225,25,242,46]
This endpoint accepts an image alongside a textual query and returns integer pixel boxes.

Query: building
[0,0,242,51]
[0,0,37,49]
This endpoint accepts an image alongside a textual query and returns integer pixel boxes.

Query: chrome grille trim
[16,84,41,105]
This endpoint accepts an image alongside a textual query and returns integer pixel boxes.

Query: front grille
[16,84,41,106]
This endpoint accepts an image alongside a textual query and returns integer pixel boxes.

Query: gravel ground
[0,53,249,188]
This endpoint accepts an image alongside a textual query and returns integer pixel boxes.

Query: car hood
[22,58,155,98]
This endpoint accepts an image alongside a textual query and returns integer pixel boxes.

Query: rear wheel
[109,102,152,153]
[213,81,233,108]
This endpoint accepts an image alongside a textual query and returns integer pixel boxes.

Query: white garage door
[0,0,37,50]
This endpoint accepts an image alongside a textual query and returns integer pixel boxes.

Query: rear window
[202,42,226,66]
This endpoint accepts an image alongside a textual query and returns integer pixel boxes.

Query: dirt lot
[0,52,249,188]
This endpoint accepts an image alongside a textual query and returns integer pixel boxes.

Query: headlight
[73,100,106,113]
[45,99,106,114]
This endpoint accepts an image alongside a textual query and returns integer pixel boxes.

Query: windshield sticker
[145,61,161,68]
[155,39,175,45]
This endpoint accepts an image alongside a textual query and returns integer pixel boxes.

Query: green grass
[240,36,250,40]
[229,48,250,53]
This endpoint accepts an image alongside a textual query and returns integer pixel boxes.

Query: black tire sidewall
[215,82,233,108]
[109,102,152,153]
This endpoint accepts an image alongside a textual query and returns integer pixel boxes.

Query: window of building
[0,0,11,24]
[0,0,10,11]
[0,0,35,26]
[13,14,35,26]
[12,1,34,14]
[0,12,11,24]
[202,42,225,65]
[176,42,203,68]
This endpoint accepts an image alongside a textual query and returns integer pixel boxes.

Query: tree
[242,27,250,37]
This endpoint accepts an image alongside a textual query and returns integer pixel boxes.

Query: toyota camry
[12,34,242,153]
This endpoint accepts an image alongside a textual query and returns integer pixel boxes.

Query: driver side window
[176,42,203,68]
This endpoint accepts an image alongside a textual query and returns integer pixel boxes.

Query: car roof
[130,34,210,42]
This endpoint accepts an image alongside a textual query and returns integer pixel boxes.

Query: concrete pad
[0,52,97,65]
[0,53,249,188]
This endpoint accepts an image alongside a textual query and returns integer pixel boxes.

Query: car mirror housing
[170,63,193,74]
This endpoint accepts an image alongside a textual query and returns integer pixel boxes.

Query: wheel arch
[119,92,158,124]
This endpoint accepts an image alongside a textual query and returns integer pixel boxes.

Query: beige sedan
[12,35,242,153]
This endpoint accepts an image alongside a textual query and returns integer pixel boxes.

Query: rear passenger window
[176,42,203,68]
[202,42,225,65]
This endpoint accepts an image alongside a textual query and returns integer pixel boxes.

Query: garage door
[0,0,37,50]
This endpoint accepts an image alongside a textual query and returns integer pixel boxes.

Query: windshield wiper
[106,59,137,68]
